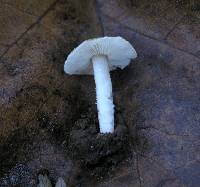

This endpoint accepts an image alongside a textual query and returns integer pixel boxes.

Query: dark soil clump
[68,108,131,182]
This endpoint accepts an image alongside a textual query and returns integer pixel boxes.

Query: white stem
[92,55,114,133]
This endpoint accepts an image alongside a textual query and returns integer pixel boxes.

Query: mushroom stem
[92,55,114,133]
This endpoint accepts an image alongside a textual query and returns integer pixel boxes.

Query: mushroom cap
[64,36,137,75]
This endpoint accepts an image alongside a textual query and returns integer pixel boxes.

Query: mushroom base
[68,108,131,183]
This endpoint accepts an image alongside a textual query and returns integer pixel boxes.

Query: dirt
[0,98,140,187]
[0,77,142,186]
[68,109,130,179]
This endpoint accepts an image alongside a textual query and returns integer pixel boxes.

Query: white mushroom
[55,177,66,187]
[64,36,137,133]
[37,174,52,187]
[37,175,66,187]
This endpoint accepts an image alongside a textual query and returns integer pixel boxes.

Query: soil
[68,109,131,181]
[0,99,140,187]
[0,76,142,186]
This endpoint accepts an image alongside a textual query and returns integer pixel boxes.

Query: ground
[0,0,200,186]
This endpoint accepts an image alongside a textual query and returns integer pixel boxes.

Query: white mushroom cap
[64,36,137,75]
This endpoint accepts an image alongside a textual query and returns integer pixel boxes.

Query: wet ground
[0,0,200,186]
